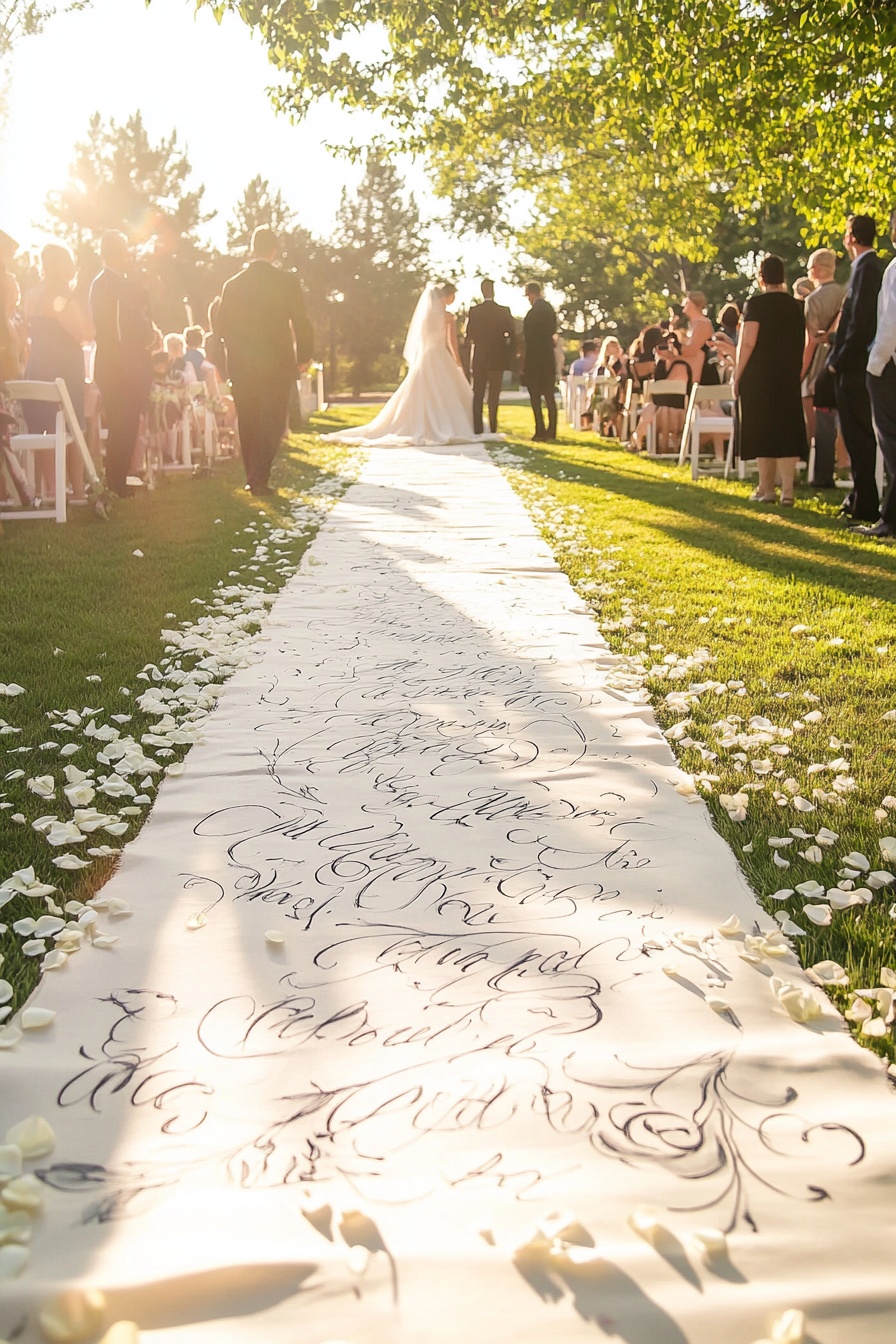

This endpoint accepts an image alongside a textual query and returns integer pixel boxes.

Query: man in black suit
[521,281,557,441]
[465,279,514,435]
[89,231,154,498]
[825,214,883,522]
[216,226,313,497]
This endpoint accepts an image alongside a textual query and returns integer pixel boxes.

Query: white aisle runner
[3,444,895,1343]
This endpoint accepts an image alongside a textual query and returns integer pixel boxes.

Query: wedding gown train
[325,284,500,446]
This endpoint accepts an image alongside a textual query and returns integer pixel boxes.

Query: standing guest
[22,242,94,501]
[800,247,846,488]
[856,208,896,539]
[216,226,313,497]
[734,254,807,506]
[183,326,206,379]
[465,278,514,435]
[521,281,557,442]
[89,231,154,497]
[0,249,23,383]
[825,214,883,522]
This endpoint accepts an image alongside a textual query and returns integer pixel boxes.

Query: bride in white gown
[324,281,498,446]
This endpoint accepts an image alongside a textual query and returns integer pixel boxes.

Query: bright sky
[0,0,519,308]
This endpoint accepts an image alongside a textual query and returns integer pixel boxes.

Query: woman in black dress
[734,254,808,505]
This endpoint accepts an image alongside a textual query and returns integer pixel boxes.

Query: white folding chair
[639,378,689,456]
[564,374,590,427]
[3,379,101,523]
[679,383,734,479]
[619,379,638,442]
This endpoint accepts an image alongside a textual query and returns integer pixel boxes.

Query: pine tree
[226,175,297,254]
[333,150,429,396]
[46,110,210,254]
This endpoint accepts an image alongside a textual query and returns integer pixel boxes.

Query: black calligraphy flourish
[563,1050,866,1233]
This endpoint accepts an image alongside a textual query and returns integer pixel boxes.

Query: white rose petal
[689,1227,728,1261]
[845,995,872,1023]
[792,797,816,813]
[0,1242,29,1278]
[717,915,742,937]
[802,903,832,926]
[52,855,92,871]
[795,880,825,899]
[769,977,822,1022]
[41,950,68,972]
[799,846,823,864]
[868,871,895,889]
[0,1144,22,1180]
[38,1288,107,1342]
[880,967,896,990]
[4,1115,55,1159]
[264,929,285,946]
[627,1204,663,1239]
[807,959,849,987]
[21,1007,57,1030]
[27,775,55,798]
[773,853,791,870]
[768,888,795,901]
[0,1172,42,1211]
[879,837,896,863]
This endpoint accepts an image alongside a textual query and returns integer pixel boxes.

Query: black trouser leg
[812,409,837,486]
[868,364,896,527]
[545,385,558,439]
[254,376,293,489]
[100,380,145,497]
[486,368,502,433]
[231,381,261,488]
[836,372,879,519]
[528,385,546,438]
[472,367,487,436]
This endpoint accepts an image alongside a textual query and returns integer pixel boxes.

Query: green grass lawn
[478,405,896,1062]
[0,426,358,1010]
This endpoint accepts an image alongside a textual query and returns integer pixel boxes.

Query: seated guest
[570,339,598,376]
[717,302,740,344]
[628,325,663,390]
[734,253,807,505]
[22,241,94,501]
[630,333,692,452]
[595,335,625,377]
[183,326,206,378]
[680,291,726,459]
[164,332,189,381]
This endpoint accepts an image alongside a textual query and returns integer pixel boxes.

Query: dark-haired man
[217,226,313,497]
[465,279,514,435]
[856,208,896,539]
[521,281,557,441]
[89,231,154,497]
[826,213,883,522]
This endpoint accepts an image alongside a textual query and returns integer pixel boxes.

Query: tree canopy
[197,0,896,312]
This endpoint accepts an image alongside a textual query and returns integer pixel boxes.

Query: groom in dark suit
[465,279,514,435]
[521,281,558,441]
[216,226,313,496]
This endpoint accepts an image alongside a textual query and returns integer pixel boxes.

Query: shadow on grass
[507,438,896,604]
